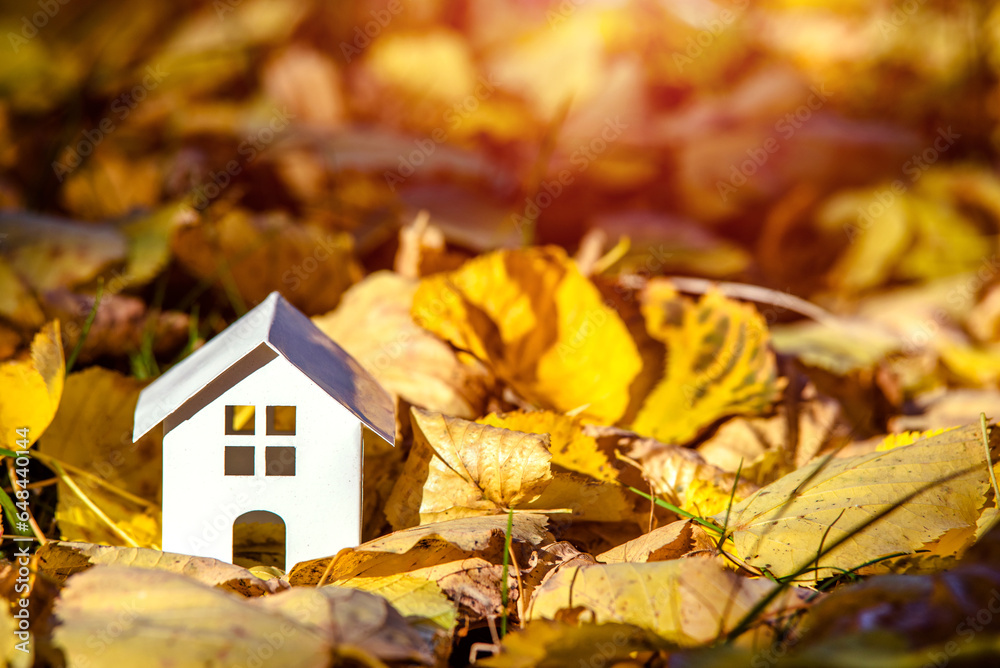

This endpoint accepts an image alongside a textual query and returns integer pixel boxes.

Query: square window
[225,446,255,476]
[267,406,296,435]
[226,405,255,435]
[265,447,295,476]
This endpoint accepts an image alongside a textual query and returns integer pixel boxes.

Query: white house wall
[161,354,363,569]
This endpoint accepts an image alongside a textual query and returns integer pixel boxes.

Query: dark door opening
[233,510,286,570]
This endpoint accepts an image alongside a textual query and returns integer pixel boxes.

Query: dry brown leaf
[290,515,550,620]
[42,290,190,364]
[626,438,758,520]
[39,367,161,547]
[481,620,666,668]
[52,566,432,667]
[0,214,126,292]
[596,519,695,564]
[718,423,996,582]
[312,271,492,420]
[36,542,285,597]
[528,559,789,646]
[172,208,361,315]
[386,409,553,528]
[478,410,618,483]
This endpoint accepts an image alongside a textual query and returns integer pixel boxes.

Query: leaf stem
[500,509,514,637]
[65,279,103,374]
[627,486,724,536]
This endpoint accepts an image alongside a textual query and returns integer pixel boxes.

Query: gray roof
[133,292,395,445]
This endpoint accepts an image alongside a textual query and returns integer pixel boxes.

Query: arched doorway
[233,510,286,570]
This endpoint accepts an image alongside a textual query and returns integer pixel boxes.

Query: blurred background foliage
[0,0,999,382]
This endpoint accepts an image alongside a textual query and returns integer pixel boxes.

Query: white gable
[133,292,394,445]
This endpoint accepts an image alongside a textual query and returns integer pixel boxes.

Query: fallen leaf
[0,321,64,449]
[290,514,551,586]
[0,257,44,329]
[697,389,844,484]
[478,410,618,483]
[52,566,432,667]
[527,559,787,646]
[36,542,285,596]
[626,438,757,520]
[290,515,551,620]
[257,586,435,665]
[172,208,361,315]
[0,214,126,291]
[717,423,996,582]
[386,409,553,528]
[38,367,161,547]
[118,202,197,287]
[313,271,492,420]
[42,290,190,364]
[632,280,785,444]
[327,573,457,632]
[597,520,695,564]
[411,247,643,423]
[481,620,666,668]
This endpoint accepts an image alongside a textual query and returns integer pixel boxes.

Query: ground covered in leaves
[3,0,1000,666]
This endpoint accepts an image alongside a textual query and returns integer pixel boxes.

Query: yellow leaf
[290,515,550,584]
[0,321,64,450]
[366,30,477,103]
[527,560,786,646]
[329,574,457,632]
[481,620,665,668]
[0,603,31,668]
[53,567,432,667]
[597,519,694,564]
[478,410,617,482]
[313,271,492,419]
[632,281,785,444]
[385,409,553,528]
[119,202,197,287]
[717,424,995,582]
[36,542,283,597]
[290,515,551,621]
[626,439,756,519]
[876,427,957,452]
[39,367,161,548]
[412,247,642,423]
[816,168,996,293]
[526,473,633,523]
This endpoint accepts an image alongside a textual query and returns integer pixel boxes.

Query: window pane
[267,406,296,435]
[225,446,254,476]
[226,405,255,435]
[265,447,295,476]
